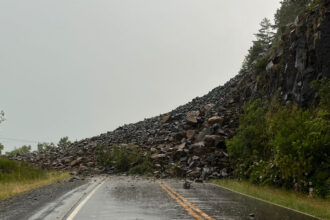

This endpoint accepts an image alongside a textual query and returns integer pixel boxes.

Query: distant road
[24,176,315,220]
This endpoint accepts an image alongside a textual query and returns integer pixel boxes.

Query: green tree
[255,18,274,47]
[274,0,311,30]
[37,142,56,152]
[0,143,3,155]
[57,137,71,148]
[227,99,269,168]
[6,145,31,155]
[241,18,274,72]
[0,111,4,124]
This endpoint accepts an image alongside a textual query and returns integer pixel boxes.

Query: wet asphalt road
[59,176,315,220]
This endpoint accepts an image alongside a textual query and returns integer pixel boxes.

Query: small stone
[190,142,205,154]
[175,143,186,150]
[192,156,200,161]
[186,111,200,124]
[207,116,223,125]
[186,130,195,140]
[183,181,191,189]
[162,115,171,123]
[150,153,166,160]
[204,103,215,111]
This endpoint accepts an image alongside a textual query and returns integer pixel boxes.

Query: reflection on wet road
[67,176,316,220]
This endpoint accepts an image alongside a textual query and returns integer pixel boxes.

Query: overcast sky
[0,0,280,152]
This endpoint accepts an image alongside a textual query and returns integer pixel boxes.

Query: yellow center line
[162,182,214,220]
[159,182,203,220]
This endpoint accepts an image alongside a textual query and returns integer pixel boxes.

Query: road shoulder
[0,177,86,220]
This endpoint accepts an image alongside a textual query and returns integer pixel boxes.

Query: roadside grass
[0,157,70,199]
[211,179,330,220]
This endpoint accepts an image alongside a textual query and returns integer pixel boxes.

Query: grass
[0,157,70,200]
[0,172,70,200]
[211,179,330,220]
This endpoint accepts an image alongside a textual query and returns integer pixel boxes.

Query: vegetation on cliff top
[240,0,314,74]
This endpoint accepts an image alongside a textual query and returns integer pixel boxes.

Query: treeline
[2,136,72,156]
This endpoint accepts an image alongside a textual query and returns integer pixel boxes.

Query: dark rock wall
[262,1,330,107]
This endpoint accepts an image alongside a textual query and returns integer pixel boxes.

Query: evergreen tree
[274,0,311,30]
[254,18,274,47]
[58,136,71,148]
[241,18,274,72]
[0,111,4,124]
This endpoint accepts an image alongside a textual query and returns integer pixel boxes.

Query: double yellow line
[159,182,214,220]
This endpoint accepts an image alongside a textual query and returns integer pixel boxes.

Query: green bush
[95,144,153,175]
[227,100,268,170]
[227,80,330,197]
[5,145,31,156]
[37,142,56,152]
[0,157,47,183]
[312,79,330,111]
[254,56,269,75]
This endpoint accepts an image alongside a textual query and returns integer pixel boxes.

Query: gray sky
[0,0,280,152]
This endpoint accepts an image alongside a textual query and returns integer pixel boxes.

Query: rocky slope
[9,1,330,181]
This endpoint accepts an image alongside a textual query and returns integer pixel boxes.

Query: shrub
[227,80,330,197]
[37,142,56,152]
[227,99,268,174]
[95,144,153,175]
[5,145,31,156]
[0,157,47,183]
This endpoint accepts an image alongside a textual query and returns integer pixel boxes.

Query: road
[27,175,316,220]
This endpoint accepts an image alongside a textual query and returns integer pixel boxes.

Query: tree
[37,142,56,152]
[241,41,266,72]
[6,145,31,155]
[58,137,71,148]
[0,143,3,155]
[274,0,311,30]
[0,111,4,123]
[241,18,274,72]
[255,18,274,47]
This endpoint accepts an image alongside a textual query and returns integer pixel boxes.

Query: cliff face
[10,1,330,180]
[257,0,330,107]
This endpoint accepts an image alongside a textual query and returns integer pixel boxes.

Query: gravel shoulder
[0,177,86,220]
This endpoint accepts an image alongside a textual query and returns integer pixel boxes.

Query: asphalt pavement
[30,176,316,220]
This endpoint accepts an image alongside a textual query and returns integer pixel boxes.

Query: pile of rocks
[9,76,242,181]
[8,1,330,181]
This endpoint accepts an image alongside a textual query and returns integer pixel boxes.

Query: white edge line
[66,178,107,220]
[56,179,102,219]
[208,182,321,220]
